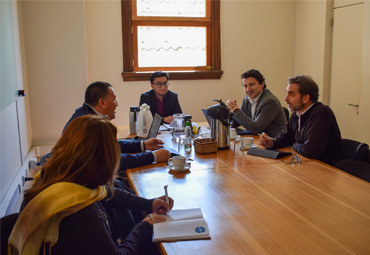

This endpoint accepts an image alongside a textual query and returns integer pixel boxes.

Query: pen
[164,185,170,212]
[257,133,276,141]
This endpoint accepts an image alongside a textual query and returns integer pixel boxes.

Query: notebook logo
[195,226,206,233]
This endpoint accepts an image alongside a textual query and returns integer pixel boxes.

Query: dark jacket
[64,103,154,173]
[21,188,154,255]
[232,89,287,137]
[272,102,345,165]
[139,90,182,121]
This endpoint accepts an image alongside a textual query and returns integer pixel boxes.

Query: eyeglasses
[281,153,301,165]
[153,82,169,88]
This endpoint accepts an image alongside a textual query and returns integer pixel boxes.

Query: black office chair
[333,159,370,183]
[341,139,370,163]
[283,107,289,122]
[0,213,19,255]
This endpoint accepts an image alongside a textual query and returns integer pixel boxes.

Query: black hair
[287,75,319,102]
[150,71,169,84]
[84,81,113,106]
[241,69,266,88]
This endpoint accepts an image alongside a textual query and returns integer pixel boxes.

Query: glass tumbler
[172,113,185,139]
[233,135,244,156]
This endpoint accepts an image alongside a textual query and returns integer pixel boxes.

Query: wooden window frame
[121,0,223,81]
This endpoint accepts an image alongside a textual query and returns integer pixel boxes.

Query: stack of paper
[153,208,210,242]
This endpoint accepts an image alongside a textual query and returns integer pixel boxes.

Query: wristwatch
[233,108,239,114]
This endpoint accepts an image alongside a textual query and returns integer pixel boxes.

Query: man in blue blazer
[139,71,182,124]
[64,81,171,175]
[226,69,287,137]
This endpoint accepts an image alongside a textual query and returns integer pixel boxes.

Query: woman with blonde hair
[9,115,173,255]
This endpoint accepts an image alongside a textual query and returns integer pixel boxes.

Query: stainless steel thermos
[207,99,233,150]
[129,106,139,135]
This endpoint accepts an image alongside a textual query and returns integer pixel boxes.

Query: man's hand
[152,195,174,214]
[154,149,171,162]
[259,132,274,149]
[226,99,238,112]
[144,138,164,150]
[164,116,174,124]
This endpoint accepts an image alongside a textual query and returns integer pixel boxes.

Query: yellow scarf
[8,182,107,255]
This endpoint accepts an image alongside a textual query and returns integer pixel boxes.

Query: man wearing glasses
[259,75,345,165]
[140,71,183,124]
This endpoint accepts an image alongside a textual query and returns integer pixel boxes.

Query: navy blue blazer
[63,103,154,173]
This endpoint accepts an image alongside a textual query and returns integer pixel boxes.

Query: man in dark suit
[64,81,171,175]
[226,69,287,137]
[139,71,182,124]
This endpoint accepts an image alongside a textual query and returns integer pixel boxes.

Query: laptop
[202,108,251,135]
[127,113,162,141]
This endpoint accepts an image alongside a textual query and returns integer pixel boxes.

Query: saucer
[168,163,191,173]
[239,144,257,151]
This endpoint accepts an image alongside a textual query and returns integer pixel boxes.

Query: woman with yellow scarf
[8,115,173,255]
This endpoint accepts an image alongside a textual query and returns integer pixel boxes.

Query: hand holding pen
[258,132,275,149]
[151,186,174,214]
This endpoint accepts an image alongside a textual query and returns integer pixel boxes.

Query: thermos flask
[207,99,233,150]
[129,106,139,135]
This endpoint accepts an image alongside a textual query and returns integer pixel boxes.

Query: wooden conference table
[118,123,370,255]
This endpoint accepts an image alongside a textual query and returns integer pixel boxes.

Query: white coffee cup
[241,137,254,149]
[230,128,237,140]
[168,156,186,170]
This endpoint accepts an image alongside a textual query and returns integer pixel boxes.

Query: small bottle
[185,121,192,152]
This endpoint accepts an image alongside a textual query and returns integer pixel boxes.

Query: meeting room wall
[19,0,369,147]
[20,0,88,146]
[85,0,296,130]
[294,0,333,105]
[19,0,299,146]
[358,1,370,145]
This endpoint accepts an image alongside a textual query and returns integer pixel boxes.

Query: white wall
[358,1,370,144]
[295,0,333,104]
[21,0,88,145]
[85,0,296,129]
[18,0,369,146]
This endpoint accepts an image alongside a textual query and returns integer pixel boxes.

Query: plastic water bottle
[185,121,192,152]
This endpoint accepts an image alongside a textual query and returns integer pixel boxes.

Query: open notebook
[153,208,210,242]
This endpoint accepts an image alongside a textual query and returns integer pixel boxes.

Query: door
[330,3,364,140]
[0,0,23,206]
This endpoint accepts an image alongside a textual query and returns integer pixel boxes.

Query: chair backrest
[342,138,370,163]
[0,213,19,255]
[283,107,289,122]
[334,159,370,183]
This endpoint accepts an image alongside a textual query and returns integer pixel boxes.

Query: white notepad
[153,208,210,242]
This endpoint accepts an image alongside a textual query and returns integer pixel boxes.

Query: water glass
[172,114,185,139]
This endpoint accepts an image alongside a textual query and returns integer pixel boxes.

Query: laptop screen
[147,113,162,139]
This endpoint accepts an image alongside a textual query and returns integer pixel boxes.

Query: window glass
[138,26,206,67]
[136,0,206,18]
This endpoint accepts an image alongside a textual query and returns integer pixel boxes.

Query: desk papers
[153,208,210,242]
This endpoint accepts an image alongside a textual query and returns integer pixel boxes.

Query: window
[121,0,222,81]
